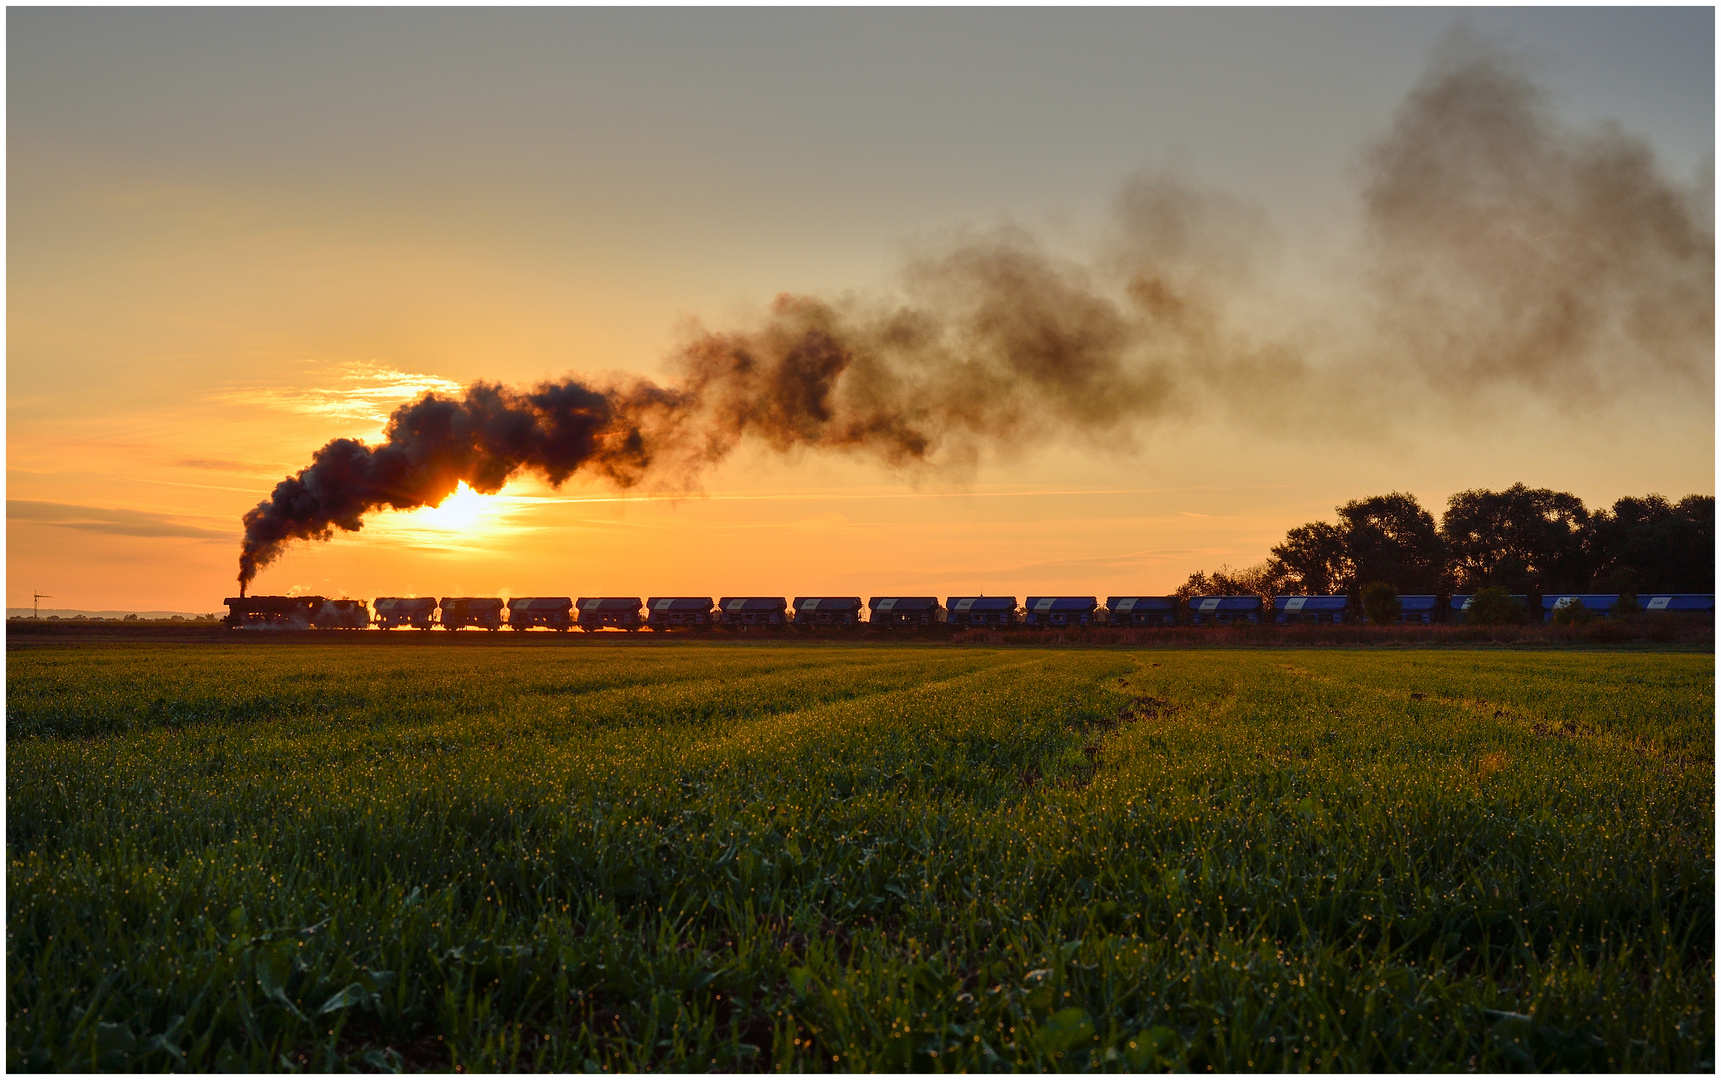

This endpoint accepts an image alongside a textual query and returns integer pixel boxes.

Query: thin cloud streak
[97,474,272,495]
[9,499,232,540]
[209,363,464,424]
[175,457,289,475]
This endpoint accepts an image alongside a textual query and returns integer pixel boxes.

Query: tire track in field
[1266,661,1708,779]
[533,652,998,733]
[644,651,1151,814]
[1048,660,1178,792]
[628,652,1070,775]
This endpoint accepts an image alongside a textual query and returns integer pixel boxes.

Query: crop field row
[6,644,1713,1071]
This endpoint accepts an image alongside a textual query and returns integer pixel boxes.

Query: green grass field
[7,643,1713,1071]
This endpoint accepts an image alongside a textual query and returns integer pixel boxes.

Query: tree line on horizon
[1180,483,1714,602]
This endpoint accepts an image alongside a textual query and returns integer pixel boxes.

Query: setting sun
[414,481,488,532]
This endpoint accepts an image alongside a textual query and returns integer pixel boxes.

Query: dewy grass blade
[5,643,1712,1071]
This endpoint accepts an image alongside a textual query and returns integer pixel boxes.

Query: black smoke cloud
[237,34,1712,591]
[239,380,687,589]
[1363,31,1713,400]
[238,241,1189,591]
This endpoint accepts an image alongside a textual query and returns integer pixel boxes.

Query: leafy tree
[1585,494,1714,593]
[1613,591,1641,615]
[1440,484,1590,594]
[1587,566,1640,596]
[1269,521,1353,595]
[1175,562,1290,605]
[1361,582,1401,625]
[1269,492,1443,598]
[1465,586,1526,626]
[1338,493,1446,594]
[1203,484,1712,613]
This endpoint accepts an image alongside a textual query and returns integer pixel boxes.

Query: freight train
[222,591,1714,630]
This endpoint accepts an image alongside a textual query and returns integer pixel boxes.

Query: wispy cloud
[175,457,284,475]
[209,363,464,425]
[8,500,232,540]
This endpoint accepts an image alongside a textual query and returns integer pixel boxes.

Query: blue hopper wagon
[373,596,437,629]
[507,597,573,630]
[946,596,1018,629]
[646,597,715,630]
[1396,595,1437,624]
[1638,593,1716,614]
[439,597,504,630]
[1274,595,1348,625]
[224,595,321,630]
[868,597,944,627]
[1447,594,1529,623]
[1105,596,1177,627]
[1542,594,1716,620]
[313,598,370,629]
[792,597,863,629]
[577,597,644,631]
[1189,596,1262,625]
[718,597,788,630]
[1023,596,1097,628]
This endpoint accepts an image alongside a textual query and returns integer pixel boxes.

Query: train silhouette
[222,591,1713,631]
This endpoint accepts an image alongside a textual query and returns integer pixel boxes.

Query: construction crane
[33,592,51,619]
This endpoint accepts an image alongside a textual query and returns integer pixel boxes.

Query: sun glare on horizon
[414,481,489,532]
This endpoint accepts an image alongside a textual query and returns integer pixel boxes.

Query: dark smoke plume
[238,233,1190,592]
[238,379,688,590]
[237,32,1712,591]
[1362,31,1713,400]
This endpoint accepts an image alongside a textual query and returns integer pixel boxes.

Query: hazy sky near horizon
[8,8,1715,610]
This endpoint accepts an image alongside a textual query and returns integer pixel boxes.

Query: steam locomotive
[222,590,1713,631]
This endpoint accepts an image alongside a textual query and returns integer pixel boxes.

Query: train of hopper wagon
[222,591,1715,631]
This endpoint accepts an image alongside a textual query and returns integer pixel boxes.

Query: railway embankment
[7,615,1709,648]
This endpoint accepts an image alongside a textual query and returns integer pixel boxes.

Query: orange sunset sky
[8,9,1714,613]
